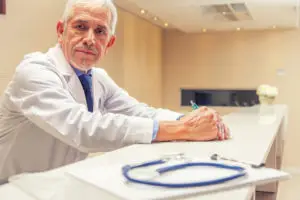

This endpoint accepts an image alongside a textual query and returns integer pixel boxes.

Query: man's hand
[179,107,231,140]
[154,113,219,142]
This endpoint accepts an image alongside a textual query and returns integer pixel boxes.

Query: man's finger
[217,123,222,140]
[206,113,214,121]
[219,123,225,140]
[225,125,231,139]
[200,106,208,112]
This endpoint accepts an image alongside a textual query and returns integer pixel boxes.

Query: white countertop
[0,105,289,200]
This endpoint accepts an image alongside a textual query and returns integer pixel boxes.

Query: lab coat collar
[47,44,100,111]
[47,44,75,76]
[47,44,87,107]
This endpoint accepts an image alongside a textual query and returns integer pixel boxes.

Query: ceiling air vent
[201,2,253,21]
[231,3,248,13]
[214,4,238,21]
[230,3,252,20]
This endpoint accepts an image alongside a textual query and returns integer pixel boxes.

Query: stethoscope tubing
[122,159,247,188]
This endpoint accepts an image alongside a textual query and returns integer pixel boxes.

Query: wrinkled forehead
[68,4,112,25]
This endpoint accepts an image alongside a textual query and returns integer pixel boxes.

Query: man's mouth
[76,49,96,55]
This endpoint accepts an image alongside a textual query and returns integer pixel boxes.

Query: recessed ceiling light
[140,9,145,14]
[236,27,241,31]
[154,17,158,21]
[164,23,169,27]
[202,28,207,32]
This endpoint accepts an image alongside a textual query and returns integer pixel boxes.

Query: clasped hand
[179,107,231,141]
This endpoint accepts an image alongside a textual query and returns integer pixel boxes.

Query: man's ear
[56,21,65,44]
[107,35,116,48]
[105,35,116,54]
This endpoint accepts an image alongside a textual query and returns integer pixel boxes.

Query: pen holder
[191,104,199,110]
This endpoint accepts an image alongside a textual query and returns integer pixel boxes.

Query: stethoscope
[122,153,263,188]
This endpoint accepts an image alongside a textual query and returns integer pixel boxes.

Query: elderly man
[0,0,230,184]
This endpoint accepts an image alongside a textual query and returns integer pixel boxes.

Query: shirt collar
[71,66,92,77]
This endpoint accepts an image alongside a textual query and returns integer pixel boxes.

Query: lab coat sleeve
[101,71,183,121]
[9,62,154,153]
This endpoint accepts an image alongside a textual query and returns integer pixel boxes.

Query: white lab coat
[0,44,182,182]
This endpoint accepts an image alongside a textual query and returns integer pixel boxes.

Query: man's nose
[84,29,96,47]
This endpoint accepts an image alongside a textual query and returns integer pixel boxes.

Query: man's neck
[71,65,92,76]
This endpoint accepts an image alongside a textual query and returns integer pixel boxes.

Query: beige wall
[101,8,163,107]
[162,29,300,167]
[0,0,64,92]
[122,10,162,107]
[0,0,162,107]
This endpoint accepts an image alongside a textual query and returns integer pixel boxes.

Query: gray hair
[61,0,118,34]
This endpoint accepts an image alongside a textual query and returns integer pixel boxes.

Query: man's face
[57,5,115,71]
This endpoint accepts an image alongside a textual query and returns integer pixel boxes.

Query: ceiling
[114,0,300,33]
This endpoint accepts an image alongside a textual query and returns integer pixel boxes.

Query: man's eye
[95,28,107,35]
[75,24,86,30]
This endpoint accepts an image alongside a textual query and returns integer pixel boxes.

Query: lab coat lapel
[92,70,100,111]
[47,44,87,106]
[67,73,87,106]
